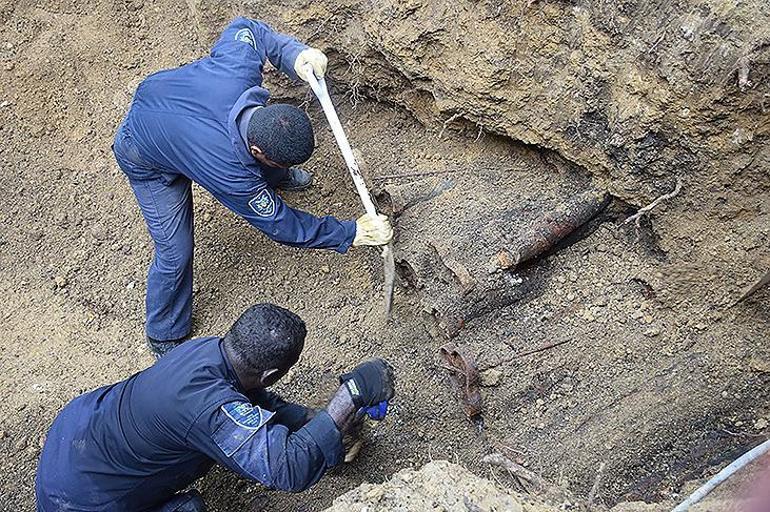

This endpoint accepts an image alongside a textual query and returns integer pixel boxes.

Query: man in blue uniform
[35,303,396,511]
[113,17,393,357]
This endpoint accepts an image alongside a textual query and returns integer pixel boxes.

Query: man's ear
[250,145,264,158]
[258,368,282,387]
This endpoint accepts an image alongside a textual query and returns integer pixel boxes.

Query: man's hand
[294,48,328,82]
[353,214,393,247]
[339,358,396,408]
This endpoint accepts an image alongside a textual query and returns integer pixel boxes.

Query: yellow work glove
[353,214,393,247]
[294,48,328,82]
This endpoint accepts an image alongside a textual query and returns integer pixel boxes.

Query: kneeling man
[35,304,395,511]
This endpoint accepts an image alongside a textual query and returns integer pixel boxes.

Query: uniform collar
[227,86,270,172]
[218,338,247,393]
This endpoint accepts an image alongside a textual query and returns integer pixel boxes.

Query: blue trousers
[152,490,206,512]
[113,120,194,341]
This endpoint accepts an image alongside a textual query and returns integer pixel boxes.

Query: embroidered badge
[234,28,257,50]
[248,189,276,218]
[221,402,272,430]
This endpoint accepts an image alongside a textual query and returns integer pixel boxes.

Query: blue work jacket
[35,337,343,511]
[124,17,356,252]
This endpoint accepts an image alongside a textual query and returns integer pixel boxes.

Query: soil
[0,1,768,512]
[323,460,557,512]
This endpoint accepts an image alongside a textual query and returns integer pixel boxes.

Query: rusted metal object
[439,343,483,428]
[497,190,610,270]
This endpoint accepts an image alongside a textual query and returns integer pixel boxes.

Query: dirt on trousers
[0,1,768,512]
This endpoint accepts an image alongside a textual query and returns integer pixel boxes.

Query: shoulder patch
[214,402,274,458]
[222,402,273,430]
[248,189,276,218]
[234,28,257,50]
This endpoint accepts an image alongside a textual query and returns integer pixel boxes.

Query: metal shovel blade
[383,243,395,320]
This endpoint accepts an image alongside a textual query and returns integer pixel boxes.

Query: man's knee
[153,233,194,274]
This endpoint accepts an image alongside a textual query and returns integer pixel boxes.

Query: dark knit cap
[247,104,315,166]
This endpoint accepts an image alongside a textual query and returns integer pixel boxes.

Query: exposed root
[482,452,574,503]
[438,112,463,139]
[624,179,682,228]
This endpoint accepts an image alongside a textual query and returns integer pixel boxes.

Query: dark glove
[339,358,396,408]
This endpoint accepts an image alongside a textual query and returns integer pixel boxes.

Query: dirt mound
[324,460,557,512]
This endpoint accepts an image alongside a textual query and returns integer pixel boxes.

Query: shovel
[303,66,396,320]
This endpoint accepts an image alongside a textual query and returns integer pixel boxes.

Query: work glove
[294,48,328,82]
[353,213,393,247]
[340,358,396,408]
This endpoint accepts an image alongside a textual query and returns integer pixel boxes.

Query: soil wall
[257,0,770,311]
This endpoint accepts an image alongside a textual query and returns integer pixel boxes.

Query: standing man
[113,17,393,357]
[36,303,396,512]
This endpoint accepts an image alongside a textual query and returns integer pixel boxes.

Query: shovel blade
[383,243,396,320]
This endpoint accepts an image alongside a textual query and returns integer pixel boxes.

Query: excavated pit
[0,1,768,511]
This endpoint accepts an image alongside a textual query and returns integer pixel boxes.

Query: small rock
[480,368,503,387]
[126,281,136,290]
[364,486,384,500]
[320,265,331,274]
[535,398,545,407]
[755,418,768,430]
[643,327,661,337]
[203,212,212,222]
[54,275,68,288]
[495,250,515,269]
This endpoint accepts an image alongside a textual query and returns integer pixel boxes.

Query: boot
[146,335,187,360]
[270,167,314,192]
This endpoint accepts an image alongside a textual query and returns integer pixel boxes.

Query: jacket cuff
[303,410,343,467]
[281,43,307,81]
[335,220,357,254]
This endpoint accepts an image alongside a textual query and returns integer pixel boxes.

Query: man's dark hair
[248,104,315,166]
[223,303,306,374]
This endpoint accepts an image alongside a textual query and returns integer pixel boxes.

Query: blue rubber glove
[361,400,388,421]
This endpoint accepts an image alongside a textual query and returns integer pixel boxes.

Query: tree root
[624,179,682,228]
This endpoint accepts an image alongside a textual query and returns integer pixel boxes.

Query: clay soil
[0,2,768,512]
